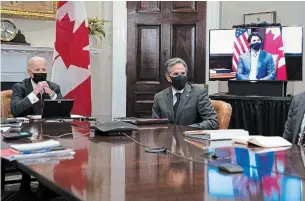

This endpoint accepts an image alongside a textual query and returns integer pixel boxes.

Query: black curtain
[215,98,292,136]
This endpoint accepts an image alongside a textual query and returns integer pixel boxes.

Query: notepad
[11,140,61,152]
[232,136,292,148]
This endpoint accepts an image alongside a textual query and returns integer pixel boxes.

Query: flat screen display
[209,26,303,81]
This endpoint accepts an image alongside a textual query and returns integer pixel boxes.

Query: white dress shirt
[301,113,305,134]
[172,87,184,106]
[249,50,260,80]
[27,79,57,104]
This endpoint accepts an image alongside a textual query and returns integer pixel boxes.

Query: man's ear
[27,68,32,77]
[165,73,171,83]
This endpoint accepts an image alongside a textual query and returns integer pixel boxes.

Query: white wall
[220,1,305,95]
[1,1,113,117]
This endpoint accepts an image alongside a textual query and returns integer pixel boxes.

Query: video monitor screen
[209,26,303,81]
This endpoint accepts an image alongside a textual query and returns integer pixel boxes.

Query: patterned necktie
[173,93,181,117]
[297,126,305,146]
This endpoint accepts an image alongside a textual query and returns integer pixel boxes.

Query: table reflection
[206,148,303,200]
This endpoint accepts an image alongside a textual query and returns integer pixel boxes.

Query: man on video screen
[236,32,275,80]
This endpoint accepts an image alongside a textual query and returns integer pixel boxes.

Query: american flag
[232,29,250,71]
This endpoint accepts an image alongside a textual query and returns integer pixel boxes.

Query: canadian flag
[51,1,91,116]
[264,27,287,80]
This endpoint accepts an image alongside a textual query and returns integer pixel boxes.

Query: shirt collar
[251,49,260,57]
[172,87,184,97]
[31,78,37,88]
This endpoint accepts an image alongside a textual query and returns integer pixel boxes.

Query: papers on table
[11,140,60,151]
[232,135,292,148]
[184,129,249,141]
[0,121,22,128]
[1,140,75,162]
[27,114,85,120]
[0,127,11,133]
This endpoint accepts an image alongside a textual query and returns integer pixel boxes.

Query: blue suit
[236,50,276,80]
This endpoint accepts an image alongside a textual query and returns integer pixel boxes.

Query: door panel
[127,1,206,117]
[137,26,161,83]
[172,25,196,81]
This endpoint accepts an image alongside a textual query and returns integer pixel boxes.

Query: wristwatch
[50,91,55,99]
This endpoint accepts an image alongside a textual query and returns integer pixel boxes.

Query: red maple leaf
[264,30,284,55]
[58,1,68,8]
[54,14,90,69]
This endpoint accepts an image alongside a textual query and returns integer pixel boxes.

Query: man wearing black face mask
[152,58,218,129]
[10,56,63,117]
[236,32,275,80]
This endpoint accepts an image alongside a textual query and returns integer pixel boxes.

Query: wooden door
[127,1,206,117]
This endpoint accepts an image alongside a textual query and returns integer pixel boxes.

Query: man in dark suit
[236,32,276,80]
[10,56,63,117]
[152,58,218,129]
[283,92,305,144]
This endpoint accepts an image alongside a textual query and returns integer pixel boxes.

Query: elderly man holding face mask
[10,56,63,117]
[152,58,218,129]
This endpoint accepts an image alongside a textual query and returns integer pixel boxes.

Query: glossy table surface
[2,119,305,201]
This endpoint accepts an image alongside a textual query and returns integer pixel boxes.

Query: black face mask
[170,75,187,90]
[32,73,47,83]
[250,42,262,51]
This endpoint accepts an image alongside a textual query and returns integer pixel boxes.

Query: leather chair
[211,100,232,129]
[1,90,13,118]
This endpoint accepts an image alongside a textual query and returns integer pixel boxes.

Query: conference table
[2,117,305,201]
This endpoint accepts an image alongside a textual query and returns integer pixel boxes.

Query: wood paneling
[137,26,160,83]
[127,1,207,117]
[172,1,197,12]
[137,1,161,13]
[172,25,196,81]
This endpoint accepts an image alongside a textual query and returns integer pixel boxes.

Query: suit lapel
[165,88,175,122]
[175,84,191,123]
[25,78,33,96]
[294,97,305,140]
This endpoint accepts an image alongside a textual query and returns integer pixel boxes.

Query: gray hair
[28,56,47,68]
[165,58,188,74]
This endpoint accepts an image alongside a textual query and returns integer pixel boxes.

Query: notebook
[10,140,60,152]
[184,129,249,141]
[232,136,292,148]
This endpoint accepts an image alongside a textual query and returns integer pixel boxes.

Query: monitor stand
[228,81,287,97]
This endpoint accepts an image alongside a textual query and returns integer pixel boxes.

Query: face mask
[32,73,47,83]
[250,42,262,51]
[170,75,187,90]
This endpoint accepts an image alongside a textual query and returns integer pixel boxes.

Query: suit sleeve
[261,54,276,80]
[54,84,63,99]
[152,95,161,118]
[189,90,219,129]
[236,57,249,80]
[10,84,33,117]
[283,97,296,142]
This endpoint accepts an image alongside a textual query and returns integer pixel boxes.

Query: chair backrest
[211,100,232,129]
[1,90,13,118]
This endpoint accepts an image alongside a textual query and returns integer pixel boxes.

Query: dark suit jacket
[152,84,218,129]
[10,78,63,117]
[237,50,276,80]
[283,92,305,144]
